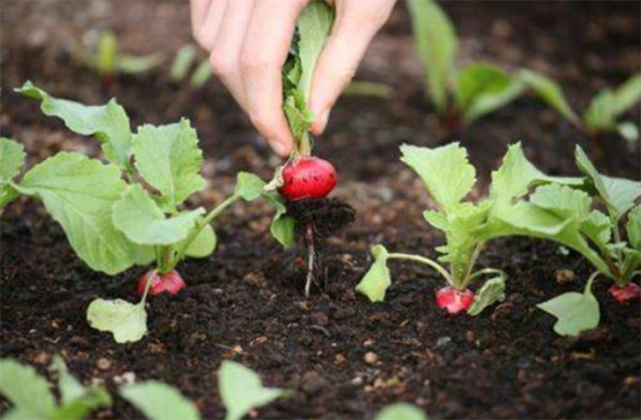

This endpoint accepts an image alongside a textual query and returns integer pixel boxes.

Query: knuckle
[193,28,215,51]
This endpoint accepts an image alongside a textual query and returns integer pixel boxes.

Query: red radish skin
[608,283,641,303]
[279,157,337,201]
[137,269,186,297]
[436,286,475,314]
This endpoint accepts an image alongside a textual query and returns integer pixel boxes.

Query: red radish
[137,269,186,297]
[608,283,641,303]
[436,286,475,314]
[279,157,337,201]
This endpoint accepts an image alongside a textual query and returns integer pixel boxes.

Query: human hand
[191,0,397,156]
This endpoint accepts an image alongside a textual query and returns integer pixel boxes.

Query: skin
[191,0,397,156]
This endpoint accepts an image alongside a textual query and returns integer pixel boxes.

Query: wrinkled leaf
[112,184,204,246]
[407,0,457,113]
[400,143,476,212]
[219,361,286,420]
[86,298,147,343]
[120,381,200,420]
[356,245,391,303]
[133,119,205,209]
[468,276,506,316]
[537,276,600,336]
[16,82,133,169]
[375,403,428,420]
[519,70,579,123]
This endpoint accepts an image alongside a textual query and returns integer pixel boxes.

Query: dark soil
[1,1,640,419]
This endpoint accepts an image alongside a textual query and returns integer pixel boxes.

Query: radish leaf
[356,245,391,302]
[0,359,56,419]
[183,223,217,258]
[86,298,147,343]
[537,276,600,336]
[235,172,266,201]
[627,206,641,250]
[519,70,579,123]
[375,403,428,420]
[120,381,200,420]
[0,138,25,209]
[468,276,506,316]
[613,73,641,116]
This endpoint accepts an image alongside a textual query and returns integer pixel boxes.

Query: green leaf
[407,0,457,113]
[400,143,476,212]
[183,223,217,258]
[50,387,112,420]
[0,359,56,419]
[132,119,205,209]
[530,184,592,221]
[423,210,448,231]
[575,145,641,219]
[468,276,506,316]
[52,356,85,405]
[537,275,600,336]
[0,138,26,209]
[627,206,641,250]
[581,210,612,248]
[96,30,117,76]
[15,82,133,169]
[283,92,315,141]
[120,381,200,420]
[375,403,428,420]
[613,73,641,116]
[296,1,335,99]
[264,193,295,248]
[112,184,204,246]
[190,61,212,88]
[219,361,286,420]
[17,152,143,275]
[519,70,579,123]
[118,54,164,74]
[235,172,266,201]
[86,298,147,343]
[455,64,524,122]
[169,45,197,82]
[616,121,639,142]
[584,89,615,131]
[355,245,391,303]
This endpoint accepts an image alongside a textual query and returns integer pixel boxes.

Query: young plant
[218,361,288,420]
[494,146,640,335]
[375,403,428,420]
[356,142,580,315]
[0,357,111,420]
[120,381,201,420]
[7,82,287,343]
[86,30,164,88]
[168,45,214,89]
[406,0,524,133]
[520,70,641,145]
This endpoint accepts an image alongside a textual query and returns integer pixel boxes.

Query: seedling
[0,357,111,420]
[218,361,288,420]
[6,83,288,343]
[168,45,213,89]
[497,146,641,335]
[356,142,579,315]
[120,381,201,420]
[407,0,524,133]
[520,70,641,146]
[86,30,164,89]
[375,403,428,420]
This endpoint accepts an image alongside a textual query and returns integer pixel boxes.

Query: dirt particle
[334,354,347,366]
[555,269,576,284]
[97,357,111,371]
[364,351,378,365]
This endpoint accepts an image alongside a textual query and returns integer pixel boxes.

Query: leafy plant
[0,357,111,420]
[356,142,579,315]
[120,381,200,420]
[406,0,524,132]
[520,70,641,144]
[218,361,288,420]
[86,30,164,87]
[375,403,428,420]
[6,82,290,343]
[492,146,641,335]
[168,45,213,89]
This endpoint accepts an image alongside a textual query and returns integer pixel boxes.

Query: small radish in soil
[279,157,337,201]
[608,283,641,303]
[137,269,186,297]
[436,286,475,314]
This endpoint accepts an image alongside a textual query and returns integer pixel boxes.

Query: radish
[137,269,186,297]
[608,283,641,303]
[436,286,475,314]
[279,157,337,201]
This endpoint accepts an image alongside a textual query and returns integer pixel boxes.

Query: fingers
[190,0,212,33]
[193,0,229,51]
[308,0,396,135]
[240,0,309,156]
[209,0,255,112]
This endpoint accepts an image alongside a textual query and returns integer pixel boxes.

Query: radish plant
[520,70,641,145]
[0,357,111,420]
[86,30,164,89]
[496,146,641,336]
[357,142,579,315]
[407,0,524,133]
[6,82,286,343]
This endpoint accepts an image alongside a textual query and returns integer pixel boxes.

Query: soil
[1,1,640,419]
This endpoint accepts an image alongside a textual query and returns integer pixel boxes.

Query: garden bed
[1,1,639,419]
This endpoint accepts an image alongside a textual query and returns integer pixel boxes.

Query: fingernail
[319,109,331,133]
[272,140,289,156]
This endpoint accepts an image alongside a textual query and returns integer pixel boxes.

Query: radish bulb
[137,269,186,297]
[279,157,337,201]
[608,283,641,303]
[436,286,475,314]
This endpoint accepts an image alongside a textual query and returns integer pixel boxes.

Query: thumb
[308,11,381,135]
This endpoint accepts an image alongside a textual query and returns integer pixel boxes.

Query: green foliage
[88,30,163,77]
[467,275,506,316]
[521,70,641,142]
[0,138,25,209]
[190,60,213,88]
[355,245,391,302]
[0,358,111,420]
[86,298,148,343]
[120,381,200,420]
[406,0,522,127]
[169,45,197,82]
[219,361,287,420]
[375,403,428,420]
